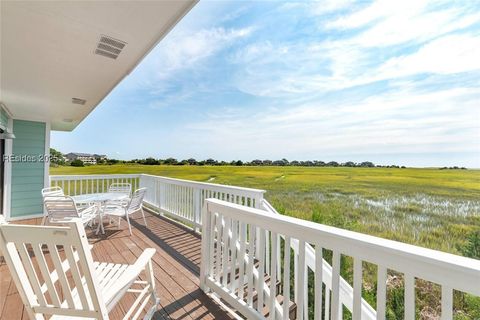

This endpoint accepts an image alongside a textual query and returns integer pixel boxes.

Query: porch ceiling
[0,0,196,131]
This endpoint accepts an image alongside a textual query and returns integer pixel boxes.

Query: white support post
[200,203,212,293]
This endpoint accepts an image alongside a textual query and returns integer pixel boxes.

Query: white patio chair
[41,187,65,225]
[102,188,148,235]
[106,183,132,225]
[108,183,132,196]
[43,196,97,226]
[0,219,160,320]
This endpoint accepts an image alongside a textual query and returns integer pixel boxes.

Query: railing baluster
[222,217,230,287]
[215,213,223,283]
[276,233,281,285]
[247,224,256,306]
[297,240,306,320]
[257,227,266,312]
[325,288,330,320]
[404,273,415,320]
[331,251,341,320]
[268,231,278,319]
[315,245,323,320]
[283,236,291,320]
[229,219,238,292]
[441,285,453,320]
[208,213,216,278]
[376,266,387,320]
[237,222,247,300]
[265,230,271,276]
[353,258,363,320]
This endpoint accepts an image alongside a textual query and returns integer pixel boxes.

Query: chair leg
[125,214,132,235]
[41,214,47,226]
[143,259,160,320]
[141,208,148,227]
[118,217,121,227]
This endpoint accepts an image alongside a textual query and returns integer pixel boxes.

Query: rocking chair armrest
[132,248,156,269]
[104,248,156,305]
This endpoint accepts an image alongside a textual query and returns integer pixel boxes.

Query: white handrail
[50,174,142,180]
[201,199,480,320]
[141,174,266,195]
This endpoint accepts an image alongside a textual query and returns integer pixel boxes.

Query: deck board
[0,211,234,320]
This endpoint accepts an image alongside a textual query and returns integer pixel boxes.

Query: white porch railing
[200,199,480,320]
[49,174,265,230]
[49,174,142,195]
[138,174,265,230]
[261,199,376,320]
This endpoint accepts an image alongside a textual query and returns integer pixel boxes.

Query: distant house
[93,154,107,162]
[65,152,100,165]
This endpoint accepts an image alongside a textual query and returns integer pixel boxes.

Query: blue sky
[52,0,480,167]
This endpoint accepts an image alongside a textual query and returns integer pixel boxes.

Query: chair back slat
[108,183,132,196]
[42,186,64,197]
[46,243,76,308]
[64,244,91,309]
[43,196,80,223]
[31,243,62,307]
[15,242,48,307]
[128,188,147,213]
[0,220,109,319]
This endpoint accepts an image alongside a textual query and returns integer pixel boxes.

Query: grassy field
[51,164,480,254]
[51,164,480,318]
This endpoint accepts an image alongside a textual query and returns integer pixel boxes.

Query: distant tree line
[50,149,468,169]
[123,157,409,168]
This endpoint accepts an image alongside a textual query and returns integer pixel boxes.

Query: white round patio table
[72,192,129,234]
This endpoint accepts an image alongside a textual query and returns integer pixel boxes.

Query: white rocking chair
[0,219,160,320]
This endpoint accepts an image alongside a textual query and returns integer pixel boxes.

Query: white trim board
[3,117,13,220]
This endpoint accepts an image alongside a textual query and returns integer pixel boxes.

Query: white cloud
[309,0,355,15]
[351,7,480,48]
[133,26,254,94]
[375,33,480,78]
[184,86,479,161]
[229,2,480,97]
[327,0,429,30]
[153,27,253,79]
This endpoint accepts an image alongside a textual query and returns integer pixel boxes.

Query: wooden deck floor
[0,211,235,320]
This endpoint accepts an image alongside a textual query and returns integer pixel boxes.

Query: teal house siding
[11,120,46,218]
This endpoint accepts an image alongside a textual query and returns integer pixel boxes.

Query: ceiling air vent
[94,35,127,60]
[72,98,87,105]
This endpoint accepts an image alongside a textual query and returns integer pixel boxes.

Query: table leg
[95,202,106,235]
